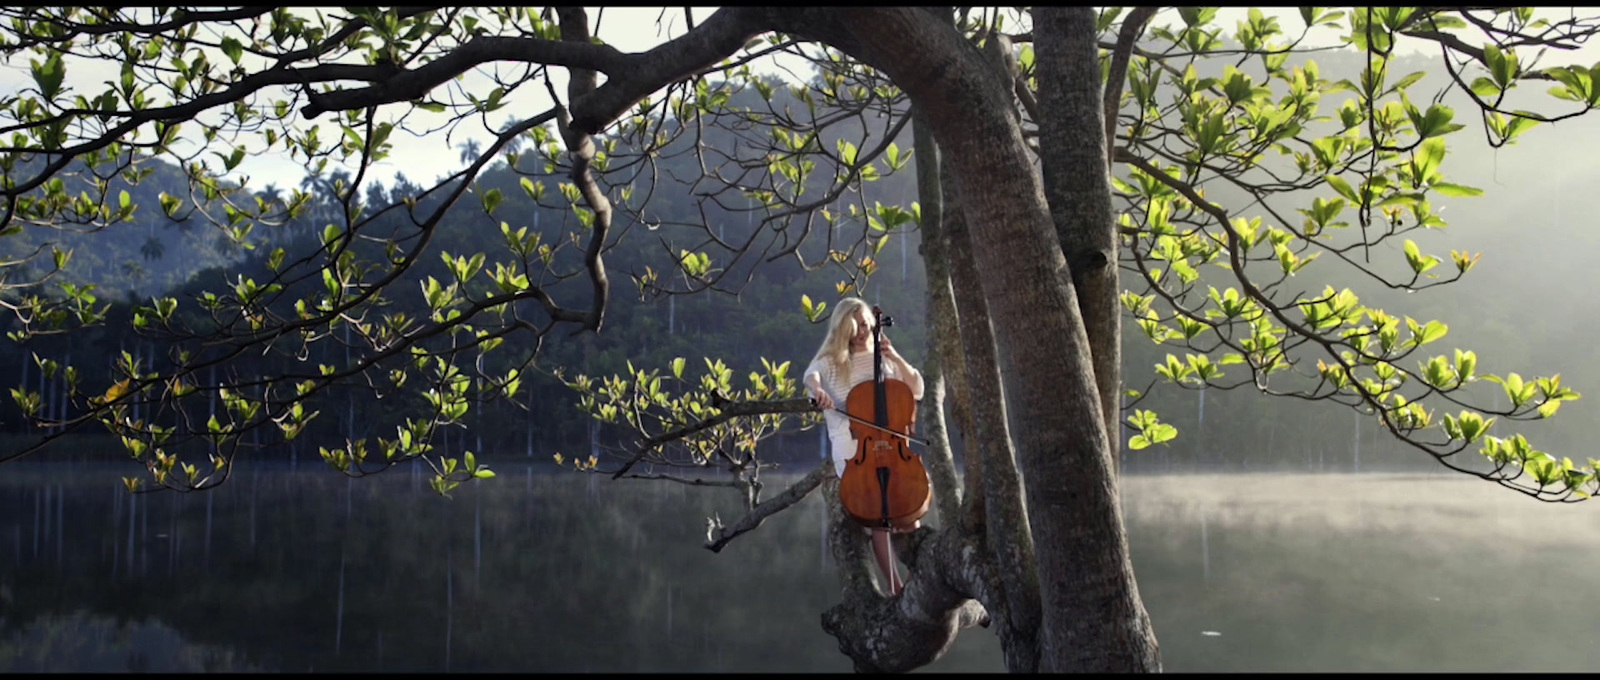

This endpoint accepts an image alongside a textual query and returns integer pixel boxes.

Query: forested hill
[5,43,1599,474]
[0,75,928,466]
[0,155,253,300]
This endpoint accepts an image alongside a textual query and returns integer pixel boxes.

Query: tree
[139,236,165,262]
[3,5,1600,674]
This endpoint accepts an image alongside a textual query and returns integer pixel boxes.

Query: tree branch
[822,528,998,672]
[554,8,613,335]
[619,472,740,488]
[1103,7,1159,153]
[610,395,817,479]
[567,7,771,134]
[1401,13,1557,82]
[302,36,631,119]
[4,7,271,42]
[704,463,827,552]
[648,395,817,447]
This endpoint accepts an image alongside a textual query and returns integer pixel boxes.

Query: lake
[3,461,1597,672]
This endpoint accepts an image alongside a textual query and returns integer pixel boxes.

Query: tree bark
[1037,7,1126,474]
[819,472,991,673]
[910,106,967,531]
[1036,6,1152,476]
[942,159,1041,673]
[833,7,1161,672]
[823,473,887,602]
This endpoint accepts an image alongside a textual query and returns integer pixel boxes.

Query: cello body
[837,307,932,531]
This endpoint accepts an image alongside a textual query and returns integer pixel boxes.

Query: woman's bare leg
[871,529,901,596]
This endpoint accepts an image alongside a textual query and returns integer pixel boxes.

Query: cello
[838,306,932,532]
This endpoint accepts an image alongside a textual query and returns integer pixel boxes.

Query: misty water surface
[2,461,1596,672]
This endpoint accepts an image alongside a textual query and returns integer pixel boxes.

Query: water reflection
[1126,474,1600,673]
[2,465,1597,672]
[0,610,262,672]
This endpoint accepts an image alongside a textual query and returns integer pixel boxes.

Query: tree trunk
[910,107,967,531]
[941,156,1041,672]
[834,7,1161,672]
[1036,7,1126,475]
[819,470,991,673]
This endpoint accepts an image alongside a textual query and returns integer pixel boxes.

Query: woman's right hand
[812,390,834,411]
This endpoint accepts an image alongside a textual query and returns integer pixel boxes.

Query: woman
[802,296,925,596]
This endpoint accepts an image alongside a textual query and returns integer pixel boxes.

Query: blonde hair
[810,296,875,374]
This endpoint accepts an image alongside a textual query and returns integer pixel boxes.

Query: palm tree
[120,260,147,291]
[498,118,529,166]
[258,182,284,218]
[457,138,482,166]
[140,236,165,262]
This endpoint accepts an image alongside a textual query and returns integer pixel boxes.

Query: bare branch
[704,463,827,552]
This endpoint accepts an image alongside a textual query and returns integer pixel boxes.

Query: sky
[2,7,1597,194]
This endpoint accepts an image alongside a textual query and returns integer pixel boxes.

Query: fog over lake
[3,462,1595,673]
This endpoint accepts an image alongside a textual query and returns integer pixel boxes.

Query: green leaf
[1325,174,1358,202]
[1151,423,1177,444]
[1418,320,1447,345]
[30,52,65,101]
[1402,239,1439,273]
[1413,137,1446,184]
[1430,182,1483,197]
[221,36,244,65]
[481,187,503,214]
[837,139,859,167]
[1299,7,1323,28]
[1178,7,1218,27]
[1485,43,1518,88]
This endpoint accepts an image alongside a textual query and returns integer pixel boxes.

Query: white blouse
[803,350,925,475]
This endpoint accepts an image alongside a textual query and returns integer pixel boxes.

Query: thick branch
[302,8,769,129]
[910,106,965,527]
[556,8,613,334]
[1037,6,1123,472]
[568,7,770,134]
[302,36,630,118]
[6,7,271,42]
[942,153,1041,672]
[822,528,999,673]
